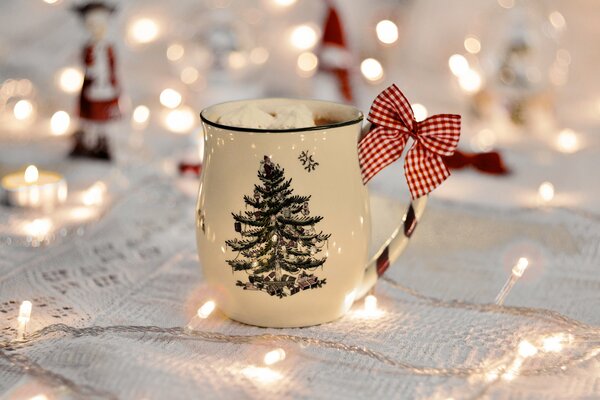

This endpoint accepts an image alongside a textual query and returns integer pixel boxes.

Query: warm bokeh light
[50,111,71,135]
[296,51,318,76]
[24,165,39,184]
[448,54,469,76]
[128,18,159,44]
[464,35,481,54]
[471,128,496,152]
[458,69,482,93]
[263,348,286,366]
[82,181,107,206]
[411,103,428,122]
[13,99,34,120]
[498,0,514,9]
[250,47,269,64]
[197,300,216,319]
[43,0,59,3]
[28,395,49,400]
[538,182,555,204]
[160,88,182,109]
[165,106,196,133]
[360,58,384,82]
[556,129,578,153]
[24,218,52,238]
[375,20,399,44]
[272,0,296,7]
[167,43,185,61]
[290,25,318,50]
[549,11,566,30]
[228,51,248,70]
[58,67,84,93]
[132,105,150,124]
[181,67,199,84]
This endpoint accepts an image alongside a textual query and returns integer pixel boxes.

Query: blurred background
[0,0,599,217]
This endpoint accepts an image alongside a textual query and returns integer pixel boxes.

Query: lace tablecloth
[1,151,600,400]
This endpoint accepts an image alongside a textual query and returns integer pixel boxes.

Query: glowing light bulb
[50,111,71,135]
[411,103,428,122]
[16,300,32,340]
[160,88,182,109]
[132,105,150,124]
[518,340,538,358]
[82,181,107,206]
[128,18,159,44]
[24,165,39,184]
[297,52,318,76]
[58,67,83,93]
[290,25,318,50]
[458,69,482,93]
[165,106,196,133]
[250,47,269,64]
[375,20,399,45]
[166,43,184,61]
[364,294,378,313]
[542,334,565,352]
[448,54,469,77]
[464,35,481,54]
[538,182,555,203]
[360,58,384,82]
[512,257,529,277]
[197,300,216,319]
[43,0,59,3]
[556,129,578,153]
[18,301,32,323]
[181,67,199,84]
[263,348,286,365]
[13,99,34,120]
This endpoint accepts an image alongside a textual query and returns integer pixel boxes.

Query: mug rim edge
[200,97,364,133]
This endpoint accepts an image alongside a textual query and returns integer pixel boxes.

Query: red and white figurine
[70,2,120,160]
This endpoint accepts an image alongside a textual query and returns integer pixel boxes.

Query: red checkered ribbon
[358,84,461,199]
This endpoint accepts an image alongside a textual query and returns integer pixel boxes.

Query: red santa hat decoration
[318,0,354,103]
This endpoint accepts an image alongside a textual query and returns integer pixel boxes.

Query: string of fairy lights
[3,267,600,399]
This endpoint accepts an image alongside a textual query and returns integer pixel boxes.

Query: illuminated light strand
[495,257,529,305]
[4,280,600,398]
[263,348,286,365]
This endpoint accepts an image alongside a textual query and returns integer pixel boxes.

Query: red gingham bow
[358,84,461,199]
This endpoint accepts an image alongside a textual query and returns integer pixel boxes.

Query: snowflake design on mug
[298,150,319,172]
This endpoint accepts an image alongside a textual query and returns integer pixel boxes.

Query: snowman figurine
[70,2,121,160]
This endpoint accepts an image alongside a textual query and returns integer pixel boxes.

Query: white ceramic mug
[197,98,427,327]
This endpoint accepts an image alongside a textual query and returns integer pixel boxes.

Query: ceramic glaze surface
[197,99,370,327]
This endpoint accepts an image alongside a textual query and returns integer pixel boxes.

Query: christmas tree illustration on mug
[226,156,330,298]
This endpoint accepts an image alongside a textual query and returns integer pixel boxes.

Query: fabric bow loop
[358,84,461,199]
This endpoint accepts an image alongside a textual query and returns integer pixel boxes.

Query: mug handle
[354,123,428,299]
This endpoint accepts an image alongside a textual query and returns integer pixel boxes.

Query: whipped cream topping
[217,103,315,129]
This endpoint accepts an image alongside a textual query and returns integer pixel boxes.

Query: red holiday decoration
[318,0,353,102]
[358,84,461,199]
[444,150,510,175]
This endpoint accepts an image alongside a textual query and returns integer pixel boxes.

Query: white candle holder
[1,165,67,210]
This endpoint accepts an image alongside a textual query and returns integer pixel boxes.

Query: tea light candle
[1,165,67,209]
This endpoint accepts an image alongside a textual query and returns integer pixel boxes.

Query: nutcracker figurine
[70,2,120,160]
